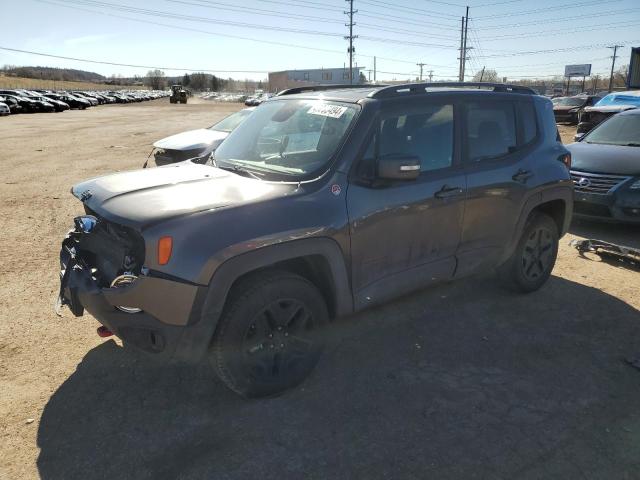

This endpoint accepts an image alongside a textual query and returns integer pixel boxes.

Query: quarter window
[466,102,517,162]
[520,101,537,145]
[379,104,454,172]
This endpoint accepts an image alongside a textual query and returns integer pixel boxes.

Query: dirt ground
[1,100,639,480]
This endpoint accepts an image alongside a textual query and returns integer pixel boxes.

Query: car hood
[554,105,579,112]
[567,142,640,176]
[153,128,228,151]
[72,162,296,229]
[583,105,638,113]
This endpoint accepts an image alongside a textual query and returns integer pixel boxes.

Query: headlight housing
[568,108,580,113]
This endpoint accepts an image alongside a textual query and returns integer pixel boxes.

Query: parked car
[151,107,255,165]
[553,95,601,124]
[0,101,9,116]
[70,92,99,106]
[245,94,271,106]
[57,82,573,398]
[576,90,640,139]
[0,94,40,113]
[43,93,90,110]
[0,95,21,114]
[33,95,69,112]
[568,108,640,223]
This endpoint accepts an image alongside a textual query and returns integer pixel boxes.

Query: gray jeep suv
[58,83,573,398]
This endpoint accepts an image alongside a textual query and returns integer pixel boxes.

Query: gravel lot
[1,100,639,480]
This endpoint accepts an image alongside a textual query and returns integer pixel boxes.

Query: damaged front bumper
[57,217,209,362]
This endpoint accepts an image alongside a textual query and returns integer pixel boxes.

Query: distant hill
[0,66,106,83]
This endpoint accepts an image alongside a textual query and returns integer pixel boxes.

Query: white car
[0,102,10,116]
[151,107,255,166]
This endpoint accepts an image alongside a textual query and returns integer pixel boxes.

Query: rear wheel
[498,212,559,293]
[210,271,328,398]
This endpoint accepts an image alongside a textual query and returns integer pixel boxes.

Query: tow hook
[97,326,114,337]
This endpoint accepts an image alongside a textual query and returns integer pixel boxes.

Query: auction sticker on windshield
[308,104,348,118]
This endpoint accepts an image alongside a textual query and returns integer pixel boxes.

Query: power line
[474,8,638,30]
[474,42,638,58]
[32,0,451,71]
[474,0,619,19]
[357,0,461,19]
[477,20,639,41]
[160,0,343,24]
[0,46,270,73]
[44,0,345,37]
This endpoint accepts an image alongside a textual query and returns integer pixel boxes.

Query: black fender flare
[172,237,352,363]
[499,184,573,265]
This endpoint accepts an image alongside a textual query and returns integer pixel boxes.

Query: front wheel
[498,212,559,293]
[209,271,329,398]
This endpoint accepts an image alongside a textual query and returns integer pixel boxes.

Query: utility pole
[608,44,623,92]
[479,66,485,82]
[461,6,470,82]
[428,70,434,82]
[416,62,426,81]
[373,56,376,83]
[344,0,358,85]
[458,16,465,81]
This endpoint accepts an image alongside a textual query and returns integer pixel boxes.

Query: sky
[1,0,639,83]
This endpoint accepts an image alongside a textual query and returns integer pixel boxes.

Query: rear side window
[379,104,454,172]
[466,102,517,162]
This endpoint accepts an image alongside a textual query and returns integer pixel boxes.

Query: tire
[210,270,329,398]
[497,212,559,293]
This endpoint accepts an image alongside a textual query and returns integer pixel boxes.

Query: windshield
[556,97,585,107]
[209,109,253,132]
[212,99,359,178]
[584,114,640,146]
[595,93,640,107]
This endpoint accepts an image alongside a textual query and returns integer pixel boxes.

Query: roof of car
[276,82,538,103]
[603,90,640,97]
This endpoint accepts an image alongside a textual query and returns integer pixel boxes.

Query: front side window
[213,99,358,178]
[466,102,517,162]
[379,104,454,172]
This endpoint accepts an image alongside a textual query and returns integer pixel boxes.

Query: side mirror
[377,154,421,180]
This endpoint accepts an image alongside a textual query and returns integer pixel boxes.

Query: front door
[347,99,466,310]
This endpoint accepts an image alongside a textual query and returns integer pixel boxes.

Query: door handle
[512,169,533,183]
[434,185,464,199]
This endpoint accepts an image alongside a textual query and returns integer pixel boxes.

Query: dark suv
[58,83,573,398]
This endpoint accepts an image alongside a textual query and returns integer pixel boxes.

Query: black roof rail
[276,84,383,96]
[369,82,537,99]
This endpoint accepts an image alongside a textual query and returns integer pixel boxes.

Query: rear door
[347,98,466,309]
[456,96,540,276]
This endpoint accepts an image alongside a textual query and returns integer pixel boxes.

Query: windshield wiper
[216,163,264,180]
[625,143,640,147]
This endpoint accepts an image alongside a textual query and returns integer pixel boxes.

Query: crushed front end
[57,213,206,360]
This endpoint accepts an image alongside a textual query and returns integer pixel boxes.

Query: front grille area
[574,202,612,218]
[570,170,630,195]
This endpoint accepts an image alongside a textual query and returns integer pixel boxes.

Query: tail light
[558,152,571,169]
[158,236,173,265]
